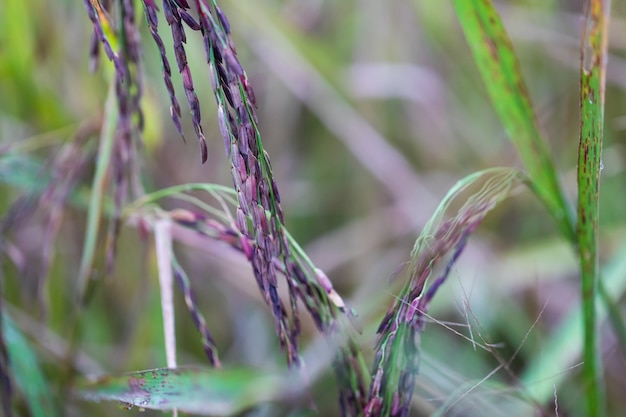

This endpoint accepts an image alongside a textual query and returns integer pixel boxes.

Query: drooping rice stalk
[81,0,145,295]
[130,181,370,414]
[367,168,523,417]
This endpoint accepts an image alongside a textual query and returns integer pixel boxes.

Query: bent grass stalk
[367,168,523,416]
[451,0,575,242]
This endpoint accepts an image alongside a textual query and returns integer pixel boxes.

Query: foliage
[0,1,625,417]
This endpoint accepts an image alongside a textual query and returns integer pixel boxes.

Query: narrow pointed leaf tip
[367,167,524,417]
[451,0,574,241]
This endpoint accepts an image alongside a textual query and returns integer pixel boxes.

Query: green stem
[577,1,610,416]
[76,80,117,301]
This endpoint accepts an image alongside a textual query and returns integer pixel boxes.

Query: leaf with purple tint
[367,167,523,417]
[78,366,286,415]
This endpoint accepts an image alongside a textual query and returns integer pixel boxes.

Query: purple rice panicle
[83,0,124,76]
[162,198,369,414]
[192,0,302,366]
[159,0,208,162]
[110,0,145,275]
[140,0,185,139]
[146,2,370,411]
[87,0,370,411]
[83,0,145,276]
[169,251,220,367]
[0,122,99,319]
[366,169,521,417]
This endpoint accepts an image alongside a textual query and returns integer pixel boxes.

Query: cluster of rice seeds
[170,255,221,367]
[366,170,519,416]
[84,0,124,75]
[160,0,208,162]
[167,202,369,413]
[84,0,145,276]
[87,0,368,409]
[166,1,371,408]
[181,208,343,335]
[108,0,145,274]
[140,0,184,138]
[183,0,303,366]
[169,208,298,363]
[334,338,369,417]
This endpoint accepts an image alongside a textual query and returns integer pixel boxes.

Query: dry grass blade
[155,219,177,370]
[367,168,523,417]
[129,182,370,414]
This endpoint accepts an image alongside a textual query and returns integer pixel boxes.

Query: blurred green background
[1,0,625,416]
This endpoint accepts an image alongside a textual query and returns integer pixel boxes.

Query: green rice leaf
[4,313,58,417]
[78,366,286,415]
[451,0,575,242]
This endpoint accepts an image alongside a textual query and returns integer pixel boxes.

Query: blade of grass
[3,313,59,417]
[76,80,117,300]
[521,240,626,405]
[451,3,619,413]
[577,1,611,416]
[154,219,178,417]
[451,0,575,242]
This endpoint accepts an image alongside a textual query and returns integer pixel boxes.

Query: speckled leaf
[78,366,286,415]
[576,1,611,415]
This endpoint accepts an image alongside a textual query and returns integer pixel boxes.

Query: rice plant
[0,1,624,417]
